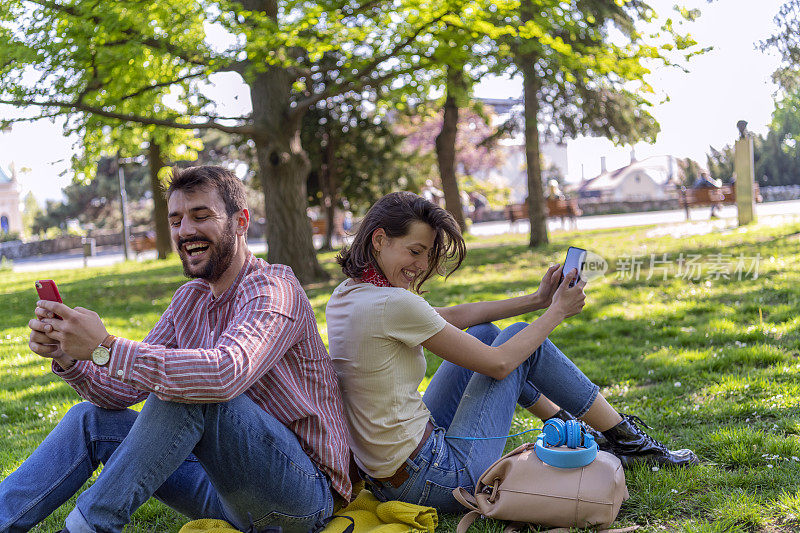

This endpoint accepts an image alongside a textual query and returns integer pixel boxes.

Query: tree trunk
[148,138,172,259]
[518,5,549,247]
[249,69,328,284]
[435,65,467,232]
[320,128,338,251]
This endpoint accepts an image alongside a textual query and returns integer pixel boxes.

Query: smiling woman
[325,191,698,514]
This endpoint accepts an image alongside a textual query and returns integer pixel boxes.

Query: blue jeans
[364,322,599,513]
[0,394,334,533]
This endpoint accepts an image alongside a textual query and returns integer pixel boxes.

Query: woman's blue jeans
[0,393,334,533]
[364,322,600,513]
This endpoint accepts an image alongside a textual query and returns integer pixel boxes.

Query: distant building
[577,154,678,202]
[0,164,22,235]
[477,98,568,203]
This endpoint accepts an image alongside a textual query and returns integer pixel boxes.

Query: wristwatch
[91,334,116,366]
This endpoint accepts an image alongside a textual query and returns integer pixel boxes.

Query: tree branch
[117,72,205,102]
[289,14,444,120]
[0,112,61,125]
[342,0,382,17]
[0,98,257,136]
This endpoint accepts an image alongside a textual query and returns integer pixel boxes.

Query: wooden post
[734,135,756,226]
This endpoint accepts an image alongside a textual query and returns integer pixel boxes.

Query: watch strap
[100,334,116,351]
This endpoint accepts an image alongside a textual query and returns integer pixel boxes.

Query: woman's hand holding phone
[533,264,563,309]
[549,269,587,320]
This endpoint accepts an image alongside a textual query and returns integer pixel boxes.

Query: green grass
[3,215,800,531]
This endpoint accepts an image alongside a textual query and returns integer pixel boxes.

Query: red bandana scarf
[361,264,393,287]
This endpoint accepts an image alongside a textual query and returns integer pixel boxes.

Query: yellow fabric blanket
[322,489,437,533]
[178,490,438,533]
[179,519,246,533]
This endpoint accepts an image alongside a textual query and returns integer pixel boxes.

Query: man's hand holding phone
[32,300,109,361]
[29,304,75,370]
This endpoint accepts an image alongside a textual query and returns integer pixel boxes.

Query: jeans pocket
[418,479,467,513]
[254,508,326,533]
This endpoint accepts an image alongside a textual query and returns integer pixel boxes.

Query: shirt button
[433,463,438,467]
[154,385,160,391]
[116,370,124,377]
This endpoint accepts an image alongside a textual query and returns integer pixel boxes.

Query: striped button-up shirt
[54,252,351,499]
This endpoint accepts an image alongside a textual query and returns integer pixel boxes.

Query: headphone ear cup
[565,420,579,448]
[542,418,567,447]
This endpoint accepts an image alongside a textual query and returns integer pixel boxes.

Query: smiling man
[0,166,351,533]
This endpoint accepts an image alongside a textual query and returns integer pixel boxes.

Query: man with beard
[1,166,351,533]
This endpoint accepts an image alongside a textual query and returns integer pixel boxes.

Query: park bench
[310,219,326,235]
[506,198,583,229]
[679,184,763,209]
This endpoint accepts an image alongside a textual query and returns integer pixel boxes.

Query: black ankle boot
[601,414,698,468]
[546,408,609,451]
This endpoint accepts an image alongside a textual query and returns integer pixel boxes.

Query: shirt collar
[209,251,256,307]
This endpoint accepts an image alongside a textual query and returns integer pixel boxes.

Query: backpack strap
[512,526,641,533]
[461,521,640,533]
[452,487,479,511]
[456,510,482,533]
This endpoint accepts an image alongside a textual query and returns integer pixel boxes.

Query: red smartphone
[35,279,63,319]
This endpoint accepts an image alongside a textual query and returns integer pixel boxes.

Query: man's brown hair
[166,166,247,217]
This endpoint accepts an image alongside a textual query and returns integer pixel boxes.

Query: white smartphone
[561,247,587,287]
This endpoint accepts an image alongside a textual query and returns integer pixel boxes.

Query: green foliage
[0,0,465,280]
[458,175,511,209]
[0,231,20,242]
[300,54,431,216]
[760,1,800,92]
[509,0,703,146]
[677,157,704,186]
[20,192,41,239]
[31,158,152,235]
[706,94,800,186]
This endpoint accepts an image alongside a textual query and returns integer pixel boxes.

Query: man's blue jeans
[363,322,600,513]
[0,393,335,533]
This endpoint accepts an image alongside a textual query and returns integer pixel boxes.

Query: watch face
[91,346,111,366]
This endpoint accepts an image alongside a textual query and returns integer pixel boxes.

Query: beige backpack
[452,442,631,533]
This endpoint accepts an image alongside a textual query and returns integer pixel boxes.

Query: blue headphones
[533,418,598,468]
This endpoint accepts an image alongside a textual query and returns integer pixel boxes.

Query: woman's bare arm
[423,272,584,380]
[434,264,563,329]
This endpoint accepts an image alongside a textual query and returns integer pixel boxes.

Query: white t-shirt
[326,279,447,477]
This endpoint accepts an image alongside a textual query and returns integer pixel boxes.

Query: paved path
[470,198,800,236]
[11,199,800,273]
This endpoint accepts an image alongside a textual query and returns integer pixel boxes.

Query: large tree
[0,0,449,282]
[303,95,429,249]
[426,1,516,231]
[513,0,702,246]
[400,107,507,187]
